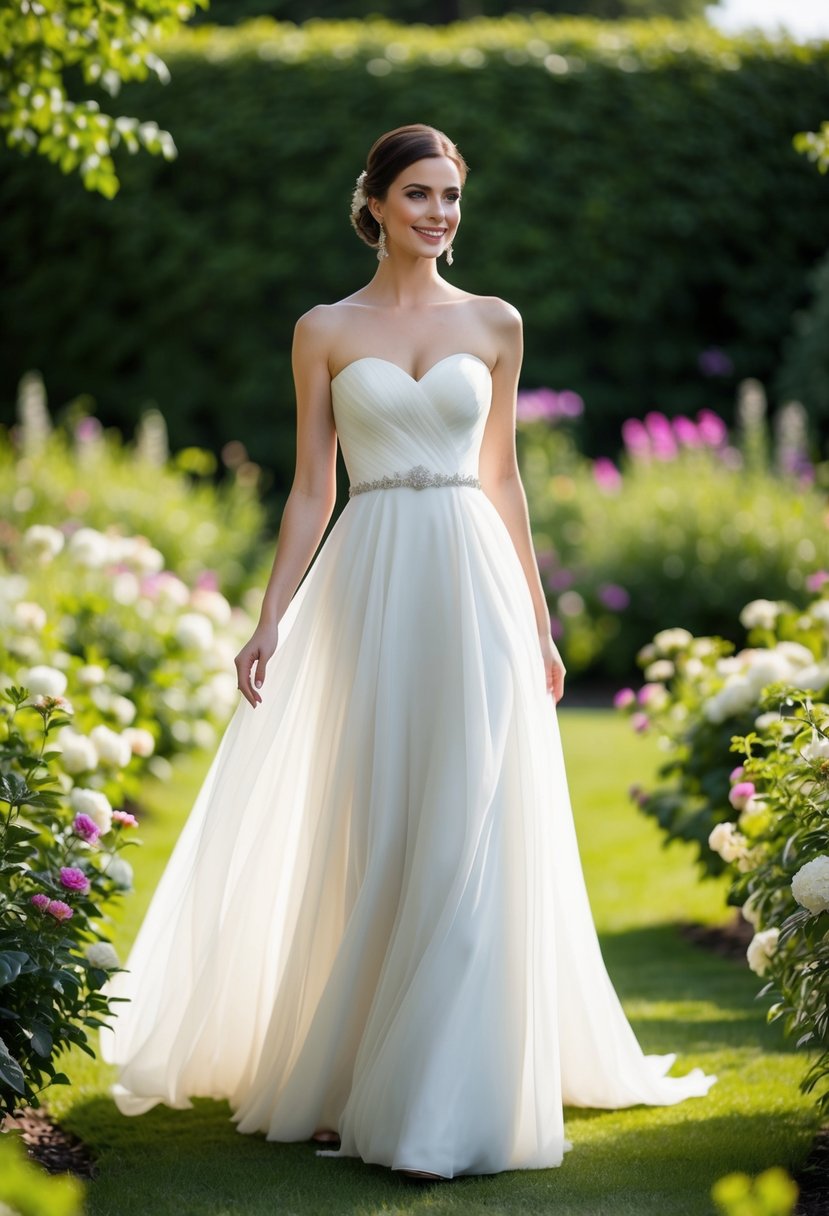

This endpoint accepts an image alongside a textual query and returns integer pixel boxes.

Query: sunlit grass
[48,712,819,1215]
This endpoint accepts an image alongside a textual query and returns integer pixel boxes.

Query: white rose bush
[615,588,829,1114]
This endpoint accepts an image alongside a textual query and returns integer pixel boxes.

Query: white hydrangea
[175,612,214,652]
[106,856,133,890]
[708,821,748,863]
[644,659,675,682]
[704,678,755,724]
[109,694,137,726]
[190,588,232,626]
[739,599,780,631]
[90,724,132,769]
[56,727,98,775]
[791,856,829,915]
[70,787,113,833]
[23,664,68,698]
[122,727,155,758]
[13,601,47,632]
[85,941,120,969]
[156,574,190,609]
[801,732,829,763]
[22,524,64,563]
[746,927,779,976]
[77,664,106,686]
[809,600,829,626]
[112,571,140,606]
[68,526,114,568]
[653,627,693,654]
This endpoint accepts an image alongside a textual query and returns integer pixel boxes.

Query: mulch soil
[1,915,825,1214]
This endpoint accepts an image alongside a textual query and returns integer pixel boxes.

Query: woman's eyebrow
[401,182,459,191]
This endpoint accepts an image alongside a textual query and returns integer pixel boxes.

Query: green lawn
[48,712,820,1215]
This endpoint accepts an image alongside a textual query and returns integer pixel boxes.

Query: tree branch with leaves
[0,0,207,198]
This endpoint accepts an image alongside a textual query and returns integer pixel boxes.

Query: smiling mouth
[413,227,447,239]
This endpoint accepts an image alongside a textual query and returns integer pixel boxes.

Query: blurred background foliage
[1,15,828,499]
[193,0,715,24]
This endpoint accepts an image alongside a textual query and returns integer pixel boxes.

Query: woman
[100,123,716,1183]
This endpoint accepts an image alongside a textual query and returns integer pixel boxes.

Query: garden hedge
[1,16,828,494]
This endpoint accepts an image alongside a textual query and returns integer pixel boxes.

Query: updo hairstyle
[350,123,469,250]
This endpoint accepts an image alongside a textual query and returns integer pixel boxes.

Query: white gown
[99,353,716,1178]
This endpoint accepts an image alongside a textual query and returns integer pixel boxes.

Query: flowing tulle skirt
[99,483,715,1178]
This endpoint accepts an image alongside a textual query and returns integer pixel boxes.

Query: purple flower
[549,617,563,640]
[47,900,74,922]
[645,412,678,461]
[599,583,630,612]
[631,712,650,733]
[806,571,829,593]
[59,866,90,894]
[516,387,584,423]
[696,409,728,448]
[637,683,663,705]
[614,688,636,709]
[112,810,139,829]
[30,893,50,912]
[73,813,101,844]
[593,457,622,492]
[557,390,584,418]
[698,347,734,378]
[546,567,575,593]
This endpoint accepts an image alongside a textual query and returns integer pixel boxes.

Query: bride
[100,122,716,1183]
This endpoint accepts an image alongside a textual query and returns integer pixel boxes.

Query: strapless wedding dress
[99,353,716,1178]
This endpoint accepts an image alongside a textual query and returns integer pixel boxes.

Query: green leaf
[0,950,30,988]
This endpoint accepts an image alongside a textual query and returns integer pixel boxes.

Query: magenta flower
[75,416,103,443]
[645,412,678,461]
[593,457,622,493]
[47,900,74,922]
[696,409,728,448]
[729,782,756,810]
[631,712,650,733]
[59,866,90,894]
[622,418,651,457]
[73,813,101,844]
[112,810,139,829]
[613,688,636,709]
[730,766,745,783]
[546,567,575,593]
[672,415,701,448]
[806,571,829,593]
[30,893,50,912]
[637,683,664,705]
[599,583,630,612]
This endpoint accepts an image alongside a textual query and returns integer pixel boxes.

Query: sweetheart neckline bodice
[330,351,491,388]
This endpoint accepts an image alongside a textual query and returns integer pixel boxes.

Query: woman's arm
[235,306,339,706]
[477,300,566,702]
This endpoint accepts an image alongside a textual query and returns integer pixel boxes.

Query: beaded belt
[348,463,482,499]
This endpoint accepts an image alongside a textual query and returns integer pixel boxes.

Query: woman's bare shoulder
[464,292,522,328]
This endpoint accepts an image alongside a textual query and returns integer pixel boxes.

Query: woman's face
[370,155,462,262]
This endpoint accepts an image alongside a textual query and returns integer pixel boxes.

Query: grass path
[48,712,820,1215]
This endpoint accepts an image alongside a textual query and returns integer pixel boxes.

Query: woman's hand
[234,620,279,708]
[539,629,566,703]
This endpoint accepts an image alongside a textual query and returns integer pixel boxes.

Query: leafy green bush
[0,1132,85,1215]
[1,16,827,478]
[615,592,829,1113]
[778,249,829,427]
[0,687,140,1113]
[521,380,829,676]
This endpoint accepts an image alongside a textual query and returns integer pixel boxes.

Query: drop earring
[444,242,454,266]
[376,222,388,262]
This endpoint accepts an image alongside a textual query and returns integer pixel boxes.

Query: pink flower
[806,571,829,593]
[729,782,756,811]
[672,415,701,448]
[30,893,50,912]
[613,688,636,709]
[622,418,651,457]
[59,866,90,894]
[631,712,650,733]
[637,683,663,705]
[729,766,745,783]
[47,900,74,922]
[112,810,139,829]
[73,813,101,843]
[593,457,622,493]
[696,409,728,448]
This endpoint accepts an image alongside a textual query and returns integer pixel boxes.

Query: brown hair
[350,123,469,249]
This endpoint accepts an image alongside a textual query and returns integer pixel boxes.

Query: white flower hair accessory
[350,170,368,221]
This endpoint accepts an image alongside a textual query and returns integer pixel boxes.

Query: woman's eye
[406,191,461,202]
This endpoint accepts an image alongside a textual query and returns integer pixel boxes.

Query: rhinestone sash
[348,463,483,499]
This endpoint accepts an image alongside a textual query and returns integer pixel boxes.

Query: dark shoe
[311,1129,340,1146]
